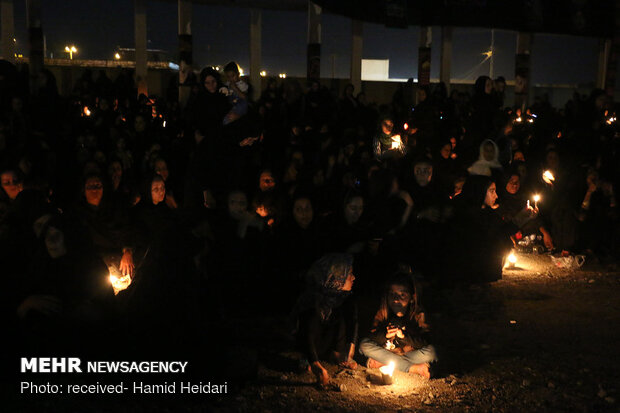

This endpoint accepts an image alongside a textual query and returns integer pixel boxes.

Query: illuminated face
[227,191,248,220]
[1,171,23,200]
[204,75,217,93]
[293,198,313,229]
[414,164,433,187]
[259,171,275,191]
[482,142,496,161]
[381,120,394,135]
[388,284,412,317]
[344,196,364,225]
[505,175,520,195]
[513,151,525,162]
[340,269,355,292]
[154,159,169,181]
[151,179,166,205]
[484,182,498,208]
[84,177,104,207]
[440,144,451,160]
[45,226,67,259]
[485,78,493,94]
[225,70,239,83]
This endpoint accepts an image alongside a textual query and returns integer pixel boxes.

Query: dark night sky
[9,0,599,85]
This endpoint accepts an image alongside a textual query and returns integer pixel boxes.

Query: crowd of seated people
[1,61,618,384]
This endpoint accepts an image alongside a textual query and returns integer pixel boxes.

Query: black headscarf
[293,253,354,321]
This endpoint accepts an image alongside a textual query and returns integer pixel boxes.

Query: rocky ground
[223,253,620,413]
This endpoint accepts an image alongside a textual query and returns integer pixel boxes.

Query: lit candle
[533,194,540,209]
[379,361,395,385]
[542,170,555,185]
[391,135,402,150]
[507,252,517,268]
[109,272,132,295]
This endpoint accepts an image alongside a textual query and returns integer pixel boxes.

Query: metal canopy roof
[161,0,307,11]
[165,0,616,38]
[314,0,616,38]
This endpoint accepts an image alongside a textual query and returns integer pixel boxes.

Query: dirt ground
[224,253,620,413]
[9,253,620,412]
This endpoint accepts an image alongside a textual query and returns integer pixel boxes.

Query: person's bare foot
[408,363,430,379]
[311,362,329,386]
[366,358,385,369]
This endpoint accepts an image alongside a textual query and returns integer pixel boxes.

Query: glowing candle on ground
[379,361,395,385]
[508,253,517,268]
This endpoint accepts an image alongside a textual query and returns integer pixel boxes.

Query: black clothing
[298,295,358,363]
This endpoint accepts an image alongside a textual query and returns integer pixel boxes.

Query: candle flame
[533,194,540,203]
[385,340,396,350]
[542,170,555,184]
[508,253,517,264]
[379,361,395,376]
[109,273,132,295]
[391,135,402,149]
[83,107,91,116]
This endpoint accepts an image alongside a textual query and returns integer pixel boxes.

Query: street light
[64,45,77,60]
[114,52,121,60]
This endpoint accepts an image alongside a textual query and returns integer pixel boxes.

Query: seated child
[220,61,249,125]
[291,253,358,386]
[359,271,437,378]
